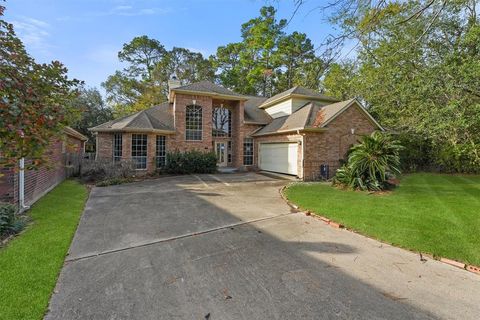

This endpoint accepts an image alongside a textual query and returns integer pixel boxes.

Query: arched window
[186,105,202,140]
[212,106,231,137]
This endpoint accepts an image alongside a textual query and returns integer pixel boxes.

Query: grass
[0,180,87,320]
[285,173,480,266]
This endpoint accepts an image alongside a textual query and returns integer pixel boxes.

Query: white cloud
[10,16,53,55]
[94,5,172,17]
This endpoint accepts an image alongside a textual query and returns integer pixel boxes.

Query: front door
[215,142,227,167]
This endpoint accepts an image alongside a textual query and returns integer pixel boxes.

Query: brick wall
[66,135,84,153]
[0,134,85,206]
[303,104,377,180]
[0,167,16,203]
[96,132,113,160]
[171,93,214,153]
[23,140,66,206]
[96,132,177,174]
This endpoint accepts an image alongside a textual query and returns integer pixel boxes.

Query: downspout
[297,129,305,180]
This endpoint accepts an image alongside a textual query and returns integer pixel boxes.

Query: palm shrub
[334,131,403,191]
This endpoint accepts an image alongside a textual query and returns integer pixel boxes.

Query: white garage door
[259,143,298,175]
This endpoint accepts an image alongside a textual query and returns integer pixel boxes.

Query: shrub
[164,151,217,174]
[333,131,403,191]
[96,177,134,187]
[396,132,435,172]
[0,203,25,238]
[80,158,136,183]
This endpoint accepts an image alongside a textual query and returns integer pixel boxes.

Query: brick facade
[96,132,114,160]
[96,94,251,174]
[302,104,376,180]
[96,131,177,173]
[93,94,378,179]
[0,132,86,206]
[172,94,214,153]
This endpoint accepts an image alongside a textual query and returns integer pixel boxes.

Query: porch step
[217,167,239,174]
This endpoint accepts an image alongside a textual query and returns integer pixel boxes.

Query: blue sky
[3,0,342,91]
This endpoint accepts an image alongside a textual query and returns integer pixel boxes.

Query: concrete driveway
[46,173,480,320]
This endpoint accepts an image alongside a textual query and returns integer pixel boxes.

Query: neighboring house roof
[89,102,175,134]
[253,98,383,136]
[258,86,339,109]
[244,96,271,124]
[171,80,248,101]
[64,126,88,141]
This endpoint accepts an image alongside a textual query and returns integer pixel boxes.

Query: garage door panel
[259,143,298,175]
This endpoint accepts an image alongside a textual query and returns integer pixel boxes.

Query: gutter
[253,127,327,137]
[171,89,249,101]
[89,128,176,134]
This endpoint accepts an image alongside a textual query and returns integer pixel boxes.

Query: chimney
[168,75,181,101]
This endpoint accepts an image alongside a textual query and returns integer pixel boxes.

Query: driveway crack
[65,212,294,264]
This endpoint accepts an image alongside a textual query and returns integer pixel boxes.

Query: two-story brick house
[90,79,383,180]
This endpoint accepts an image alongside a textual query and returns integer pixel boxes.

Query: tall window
[243,138,254,165]
[156,135,166,168]
[212,106,231,137]
[113,133,122,162]
[131,134,147,170]
[186,105,202,140]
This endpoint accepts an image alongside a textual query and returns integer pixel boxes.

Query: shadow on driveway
[45,173,450,319]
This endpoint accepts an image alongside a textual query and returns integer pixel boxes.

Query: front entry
[215,142,228,167]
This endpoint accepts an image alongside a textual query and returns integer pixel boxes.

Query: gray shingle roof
[64,126,88,141]
[172,80,247,99]
[90,102,175,133]
[253,102,318,136]
[253,99,378,136]
[259,86,338,109]
[244,96,271,124]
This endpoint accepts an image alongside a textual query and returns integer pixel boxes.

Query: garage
[259,142,298,175]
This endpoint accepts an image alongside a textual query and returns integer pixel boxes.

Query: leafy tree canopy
[320,0,480,172]
[103,36,214,117]
[105,6,328,115]
[213,6,326,96]
[71,87,113,147]
[0,5,81,169]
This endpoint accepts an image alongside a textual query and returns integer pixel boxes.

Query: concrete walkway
[46,173,480,320]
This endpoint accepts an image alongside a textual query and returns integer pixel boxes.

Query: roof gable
[258,86,339,109]
[171,80,247,100]
[253,98,383,136]
[319,99,384,130]
[90,102,175,133]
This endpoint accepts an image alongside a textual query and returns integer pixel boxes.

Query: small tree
[334,131,403,191]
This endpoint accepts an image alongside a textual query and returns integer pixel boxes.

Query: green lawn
[285,173,480,266]
[0,180,87,320]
